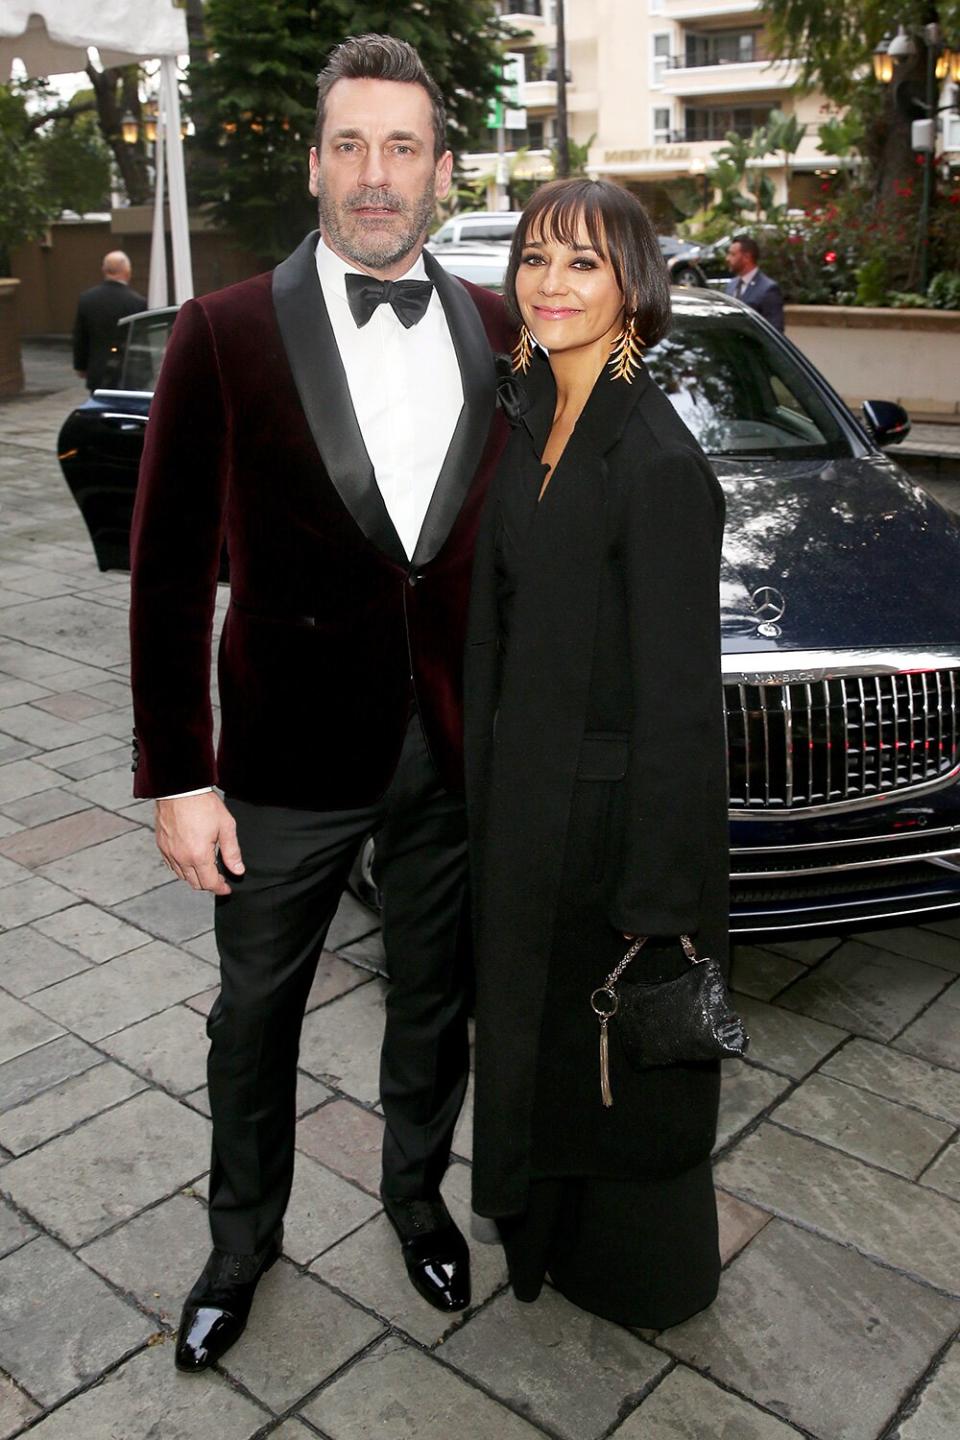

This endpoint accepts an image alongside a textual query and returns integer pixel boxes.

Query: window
[683,105,773,141]
[652,107,671,144]
[684,29,761,68]
[651,33,671,88]
[645,314,849,460]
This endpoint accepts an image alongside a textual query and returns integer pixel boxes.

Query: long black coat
[464,351,729,1218]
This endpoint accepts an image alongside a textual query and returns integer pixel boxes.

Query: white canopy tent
[0,0,193,306]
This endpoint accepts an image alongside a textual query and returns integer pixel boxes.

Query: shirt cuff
[158,787,214,799]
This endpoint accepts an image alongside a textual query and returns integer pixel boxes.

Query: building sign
[604,146,692,163]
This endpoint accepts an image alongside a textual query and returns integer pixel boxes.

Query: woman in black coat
[464,179,729,1328]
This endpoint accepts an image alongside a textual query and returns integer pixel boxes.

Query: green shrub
[927,270,960,310]
[854,256,889,307]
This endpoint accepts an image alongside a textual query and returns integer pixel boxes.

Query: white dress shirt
[315,236,464,561]
[162,237,465,800]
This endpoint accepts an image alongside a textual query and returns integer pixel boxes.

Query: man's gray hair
[315,33,447,160]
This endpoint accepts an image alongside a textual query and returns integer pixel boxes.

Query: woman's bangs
[524,191,608,259]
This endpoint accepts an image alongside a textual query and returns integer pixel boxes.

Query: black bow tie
[345,272,434,329]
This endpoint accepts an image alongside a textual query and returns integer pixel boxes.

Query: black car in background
[57,292,960,935]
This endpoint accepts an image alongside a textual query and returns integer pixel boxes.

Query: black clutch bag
[590,935,748,1106]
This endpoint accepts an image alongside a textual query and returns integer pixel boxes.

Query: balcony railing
[668,49,773,69]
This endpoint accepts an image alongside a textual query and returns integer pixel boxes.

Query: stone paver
[0,1375,40,1438]
[222,1260,384,1412]
[0,806,135,868]
[857,924,960,974]
[892,1338,960,1440]
[113,878,214,943]
[299,978,388,1103]
[894,976,960,1070]
[5,361,960,1440]
[0,924,91,996]
[0,1031,101,1110]
[313,1162,508,1347]
[296,1096,386,1195]
[282,1150,381,1265]
[714,1058,790,1150]
[715,1123,960,1293]
[0,1199,37,1257]
[20,1341,268,1440]
[730,944,806,1000]
[442,1286,668,1440]
[0,1059,146,1154]
[660,1220,960,1440]
[0,989,62,1063]
[921,1137,960,1201]
[100,1002,210,1094]
[1,1089,210,1245]
[771,1071,955,1178]
[779,939,952,1041]
[822,1036,960,1124]
[716,1188,771,1266]
[33,900,151,961]
[617,1365,800,1439]
[80,1190,210,1325]
[732,992,848,1079]
[302,1333,545,1440]
[28,940,214,1039]
[37,827,168,906]
[0,1235,154,1405]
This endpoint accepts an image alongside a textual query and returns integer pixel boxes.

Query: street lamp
[872,18,959,292]
[120,110,138,146]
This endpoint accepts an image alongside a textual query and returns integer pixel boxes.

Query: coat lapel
[272,231,407,566]
[411,250,497,567]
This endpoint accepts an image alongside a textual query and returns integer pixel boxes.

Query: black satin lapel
[272,232,407,566]
[412,252,497,567]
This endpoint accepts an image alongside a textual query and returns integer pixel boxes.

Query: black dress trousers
[207,714,471,1254]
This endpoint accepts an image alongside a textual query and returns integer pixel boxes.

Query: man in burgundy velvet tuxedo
[129,35,512,1371]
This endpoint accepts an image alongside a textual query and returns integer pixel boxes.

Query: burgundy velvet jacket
[129,231,514,808]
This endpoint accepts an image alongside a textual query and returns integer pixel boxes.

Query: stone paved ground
[0,351,959,1440]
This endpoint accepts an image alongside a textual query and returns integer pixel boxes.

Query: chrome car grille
[726,668,960,812]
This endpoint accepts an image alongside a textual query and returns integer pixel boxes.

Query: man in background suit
[72,251,146,389]
[725,233,785,332]
[129,34,512,1372]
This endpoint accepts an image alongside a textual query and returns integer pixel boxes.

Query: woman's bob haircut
[503,177,672,349]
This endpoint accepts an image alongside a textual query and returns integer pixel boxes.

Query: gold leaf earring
[512,324,534,375]
[608,314,643,384]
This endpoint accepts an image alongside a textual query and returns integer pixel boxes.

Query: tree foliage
[0,86,57,275]
[765,0,960,194]
[189,0,507,263]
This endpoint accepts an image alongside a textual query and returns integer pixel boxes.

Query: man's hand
[155,793,244,895]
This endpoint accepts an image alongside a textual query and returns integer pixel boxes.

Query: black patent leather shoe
[174,1228,282,1373]
[381,1194,471,1313]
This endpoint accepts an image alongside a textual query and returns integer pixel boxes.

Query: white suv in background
[430,212,522,246]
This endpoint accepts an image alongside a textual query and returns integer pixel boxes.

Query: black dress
[471,359,724,1328]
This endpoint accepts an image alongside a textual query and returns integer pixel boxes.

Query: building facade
[466,0,844,225]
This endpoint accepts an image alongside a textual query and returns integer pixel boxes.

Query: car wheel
[347,834,381,912]
[671,265,702,288]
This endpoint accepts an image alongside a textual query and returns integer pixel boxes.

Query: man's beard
[317,179,437,271]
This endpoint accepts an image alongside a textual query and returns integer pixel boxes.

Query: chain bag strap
[590,935,748,1107]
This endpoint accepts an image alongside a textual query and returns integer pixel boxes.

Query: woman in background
[465,178,729,1327]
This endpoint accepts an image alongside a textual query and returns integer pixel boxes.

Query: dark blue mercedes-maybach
[57,290,960,937]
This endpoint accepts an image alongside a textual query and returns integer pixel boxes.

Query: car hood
[715,453,960,654]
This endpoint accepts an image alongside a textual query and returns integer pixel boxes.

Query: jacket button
[407,571,423,587]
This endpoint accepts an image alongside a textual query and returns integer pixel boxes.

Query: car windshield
[119,311,177,392]
[645,308,852,460]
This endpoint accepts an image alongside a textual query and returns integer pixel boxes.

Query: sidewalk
[0,360,958,1439]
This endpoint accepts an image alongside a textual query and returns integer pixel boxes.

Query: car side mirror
[862,400,911,448]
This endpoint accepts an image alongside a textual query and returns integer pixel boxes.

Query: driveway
[0,356,957,1440]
